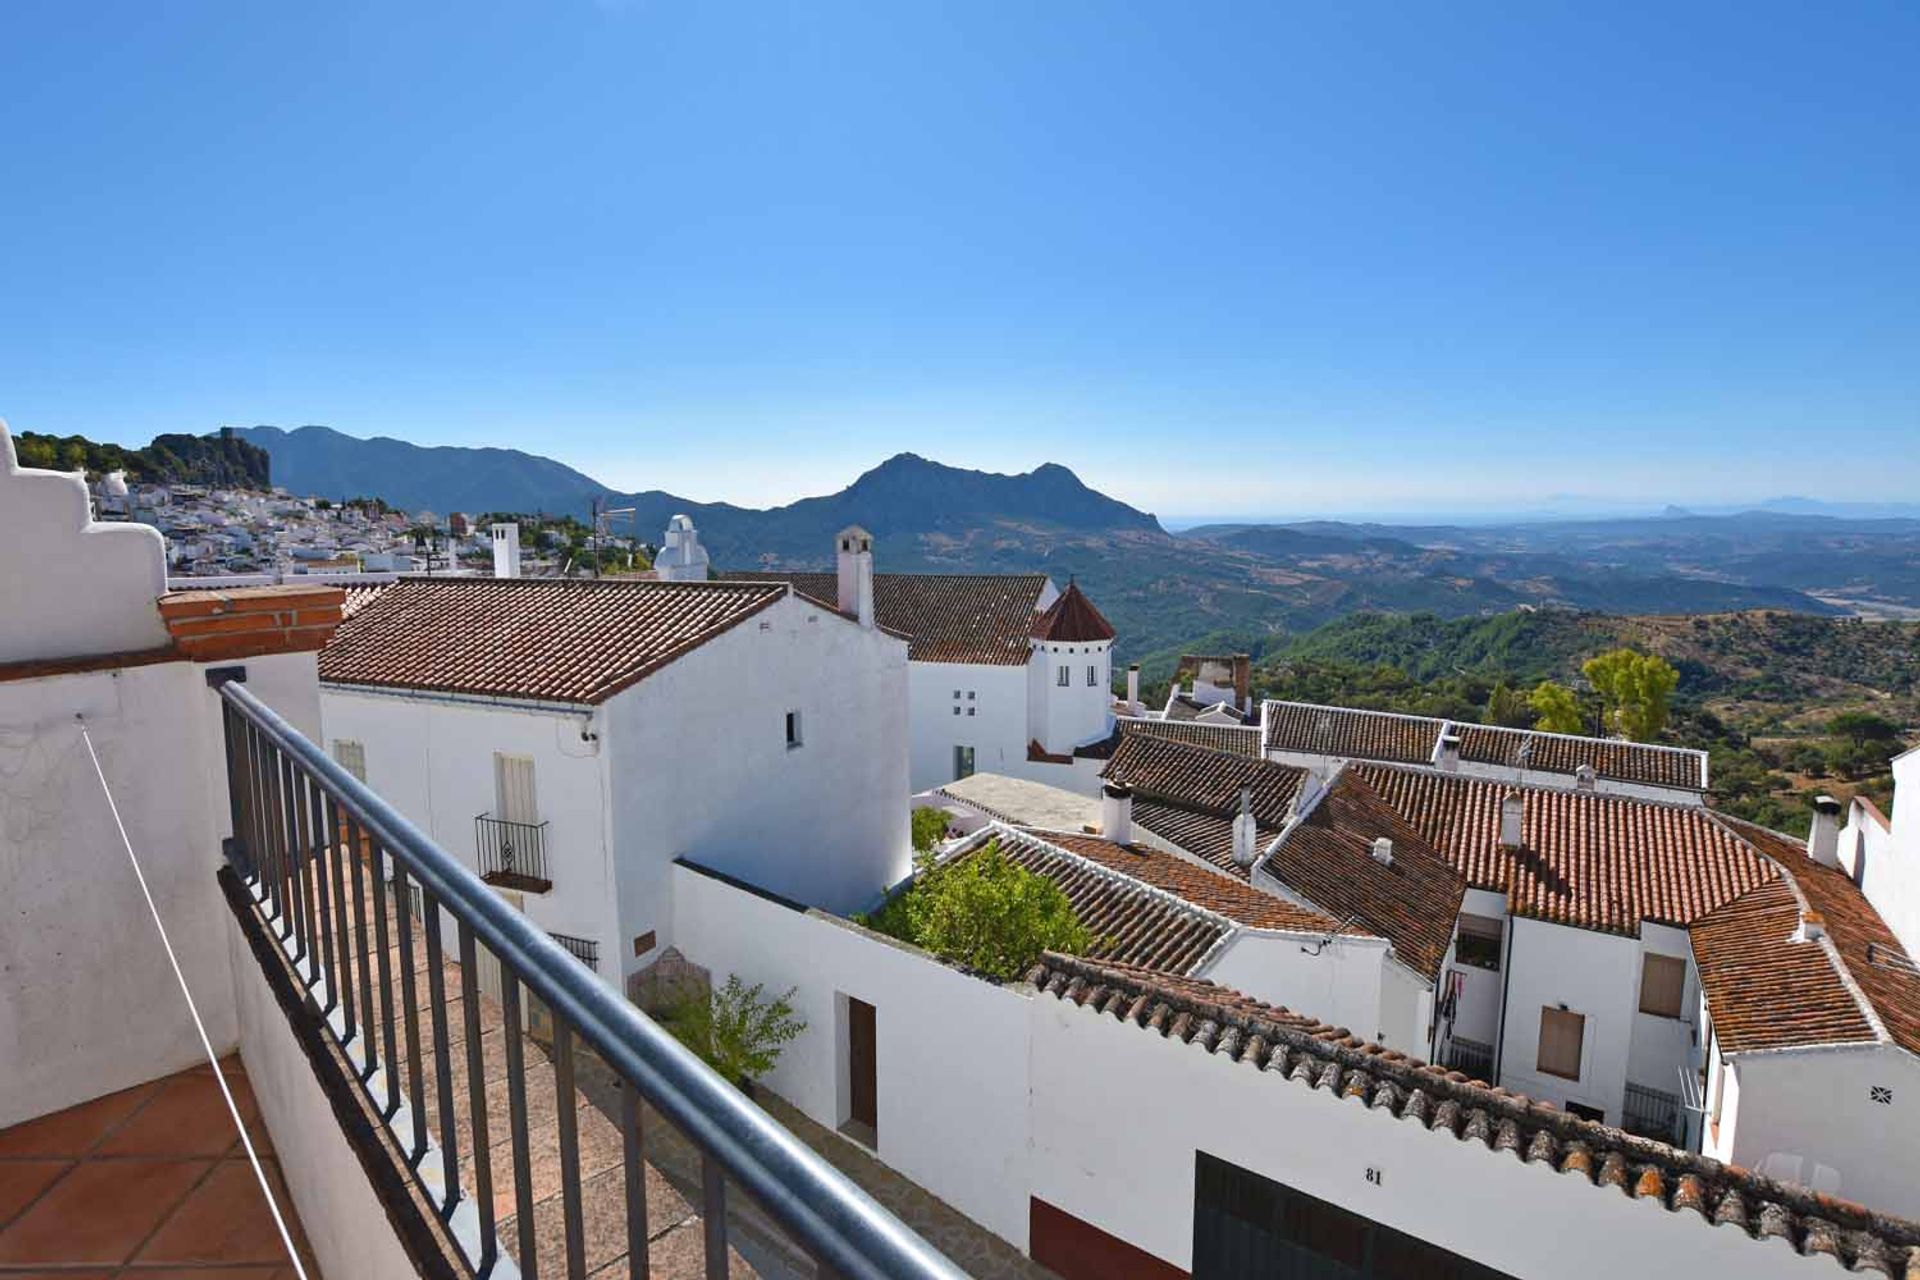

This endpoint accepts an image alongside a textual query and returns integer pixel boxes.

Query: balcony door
[494,753,538,825]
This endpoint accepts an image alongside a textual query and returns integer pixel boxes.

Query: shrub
[860,841,1092,980]
[910,806,951,852]
[663,974,806,1087]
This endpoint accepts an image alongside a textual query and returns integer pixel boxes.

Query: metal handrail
[218,678,963,1280]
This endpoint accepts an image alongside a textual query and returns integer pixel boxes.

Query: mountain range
[222,425,1920,664]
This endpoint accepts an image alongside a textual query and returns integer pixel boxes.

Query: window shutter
[1537,1007,1585,1080]
[494,753,538,825]
[1639,954,1686,1018]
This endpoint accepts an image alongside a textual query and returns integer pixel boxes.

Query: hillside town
[7,423,1920,1280]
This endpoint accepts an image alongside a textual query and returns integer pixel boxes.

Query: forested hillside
[13,428,270,489]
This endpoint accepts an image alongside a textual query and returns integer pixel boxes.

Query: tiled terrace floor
[0,1055,320,1279]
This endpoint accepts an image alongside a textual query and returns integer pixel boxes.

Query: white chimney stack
[1809,795,1842,869]
[655,513,711,582]
[1499,792,1525,849]
[491,523,522,579]
[1371,836,1394,866]
[1101,784,1133,844]
[1126,663,1140,711]
[1232,787,1258,867]
[1574,764,1597,791]
[1432,731,1461,772]
[836,526,875,629]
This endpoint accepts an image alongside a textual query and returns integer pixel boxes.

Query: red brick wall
[158,585,344,662]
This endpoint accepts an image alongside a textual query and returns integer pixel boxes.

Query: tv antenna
[590,497,636,578]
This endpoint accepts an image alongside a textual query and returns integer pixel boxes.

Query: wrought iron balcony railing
[213,673,963,1280]
[1623,1082,1684,1145]
[475,813,551,893]
[1442,1035,1495,1083]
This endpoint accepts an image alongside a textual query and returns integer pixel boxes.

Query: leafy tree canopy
[1582,648,1680,741]
[1528,681,1585,735]
[860,841,1091,980]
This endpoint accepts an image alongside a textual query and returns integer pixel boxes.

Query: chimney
[1371,836,1394,866]
[1432,731,1461,772]
[1808,795,1842,869]
[1126,664,1140,711]
[1232,787,1258,867]
[1793,911,1828,944]
[1499,792,1525,849]
[1574,764,1597,791]
[1232,654,1252,712]
[491,523,522,579]
[1101,784,1133,844]
[836,526,875,629]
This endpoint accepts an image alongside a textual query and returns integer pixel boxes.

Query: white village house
[712,521,1120,794]
[314,567,912,998]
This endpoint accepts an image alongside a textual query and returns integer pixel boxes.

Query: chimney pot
[1433,731,1462,772]
[491,523,522,579]
[836,526,875,629]
[1101,783,1133,844]
[1499,792,1525,849]
[1232,786,1258,867]
[1371,836,1394,866]
[1574,763,1596,791]
[1808,795,1842,869]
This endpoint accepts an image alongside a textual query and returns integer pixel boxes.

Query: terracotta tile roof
[1259,773,1467,980]
[340,582,395,618]
[1165,694,1253,724]
[1694,818,1920,1057]
[1116,717,1264,758]
[1021,828,1354,935]
[1029,580,1115,643]
[1263,699,1708,791]
[1454,722,1708,791]
[719,572,1047,665]
[951,829,1229,973]
[1354,764,1774,936]
[1028,953,1920,1277]
[1102,733,1308,830]
[1263,701,1442,765]
[1129,800,1281,880]
[319,577,786,704]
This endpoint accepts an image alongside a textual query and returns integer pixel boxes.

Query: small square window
[966,707,975,716]
[952,706,961,716]
[953,690,961,700]
[967,691,975,700]
[784,710,803,749]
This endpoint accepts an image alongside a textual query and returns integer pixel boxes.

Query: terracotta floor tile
[0,1156,208,1265]
[134,1159,295,1267]
[0,1270,115,1279]
[0,1159,71,1228]
[0,1081,160,1158]
[117,1268,283,1278]
[97,1071,258,1159]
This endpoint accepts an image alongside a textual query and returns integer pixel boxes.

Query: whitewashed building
[316,571,912,997]
[724,525,1119,794]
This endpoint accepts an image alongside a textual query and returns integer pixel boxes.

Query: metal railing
[475,814,551,892]
[215,676,963,1280]
[1623,1082,1683,1145]
[1442,1036,1495,1082]
[549,932,599,972]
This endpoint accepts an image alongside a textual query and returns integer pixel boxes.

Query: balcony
[476,813,552,894]
[1442,1036,1495,1083]
[1623,1082,1684,1146]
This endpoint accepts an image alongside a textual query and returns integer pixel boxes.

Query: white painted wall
[1624,921,1701,1102]
[1028,992,1834,1280]
[607,592,911,972]
[908,661,1030,792]
[1498,916,1642,1121]
[1031,639,1111,756]
[1720,1046,1920,1219]
[1,421,172,663]
[228,912,418,1279]
[316,687,620,977]
[1198,931,1414,1047]
[671,862,1034,1248]
[1846,749,1920,959]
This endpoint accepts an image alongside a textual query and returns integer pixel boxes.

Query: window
[1639,953,1686,1018]
[1454,913,1504,971]
[493,753,538,824]
[1056,665,1070,687]
[966,707,975,716]
[953,745,975,780]
[1537,1007,1585,1080]
[952,689,961,700]
[785,710,803,749]
[952,705,961,716]
[967,691,975,700]
[331,739,366,783]
[1086,664,1098,687]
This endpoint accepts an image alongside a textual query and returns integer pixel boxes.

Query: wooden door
[848,997,877,1133]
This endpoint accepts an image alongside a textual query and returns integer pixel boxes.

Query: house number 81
[1365,1168,1383,1186]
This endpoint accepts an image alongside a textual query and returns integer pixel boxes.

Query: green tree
[1485,680,1533,729]
[1528,681,1585,734]
[663,974,806,1087]
[861,841,1092,980]
[1827,711,1903,747]
[1582,649,1680,741]
[910,806,951,852]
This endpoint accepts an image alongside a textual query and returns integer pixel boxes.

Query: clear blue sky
[2,1,1915,517]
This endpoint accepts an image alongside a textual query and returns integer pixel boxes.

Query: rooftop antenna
[590,496,635,579]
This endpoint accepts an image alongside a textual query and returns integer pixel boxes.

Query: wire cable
[77,718,311,1280]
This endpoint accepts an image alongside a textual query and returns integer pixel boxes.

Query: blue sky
[2,2,1915,518]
